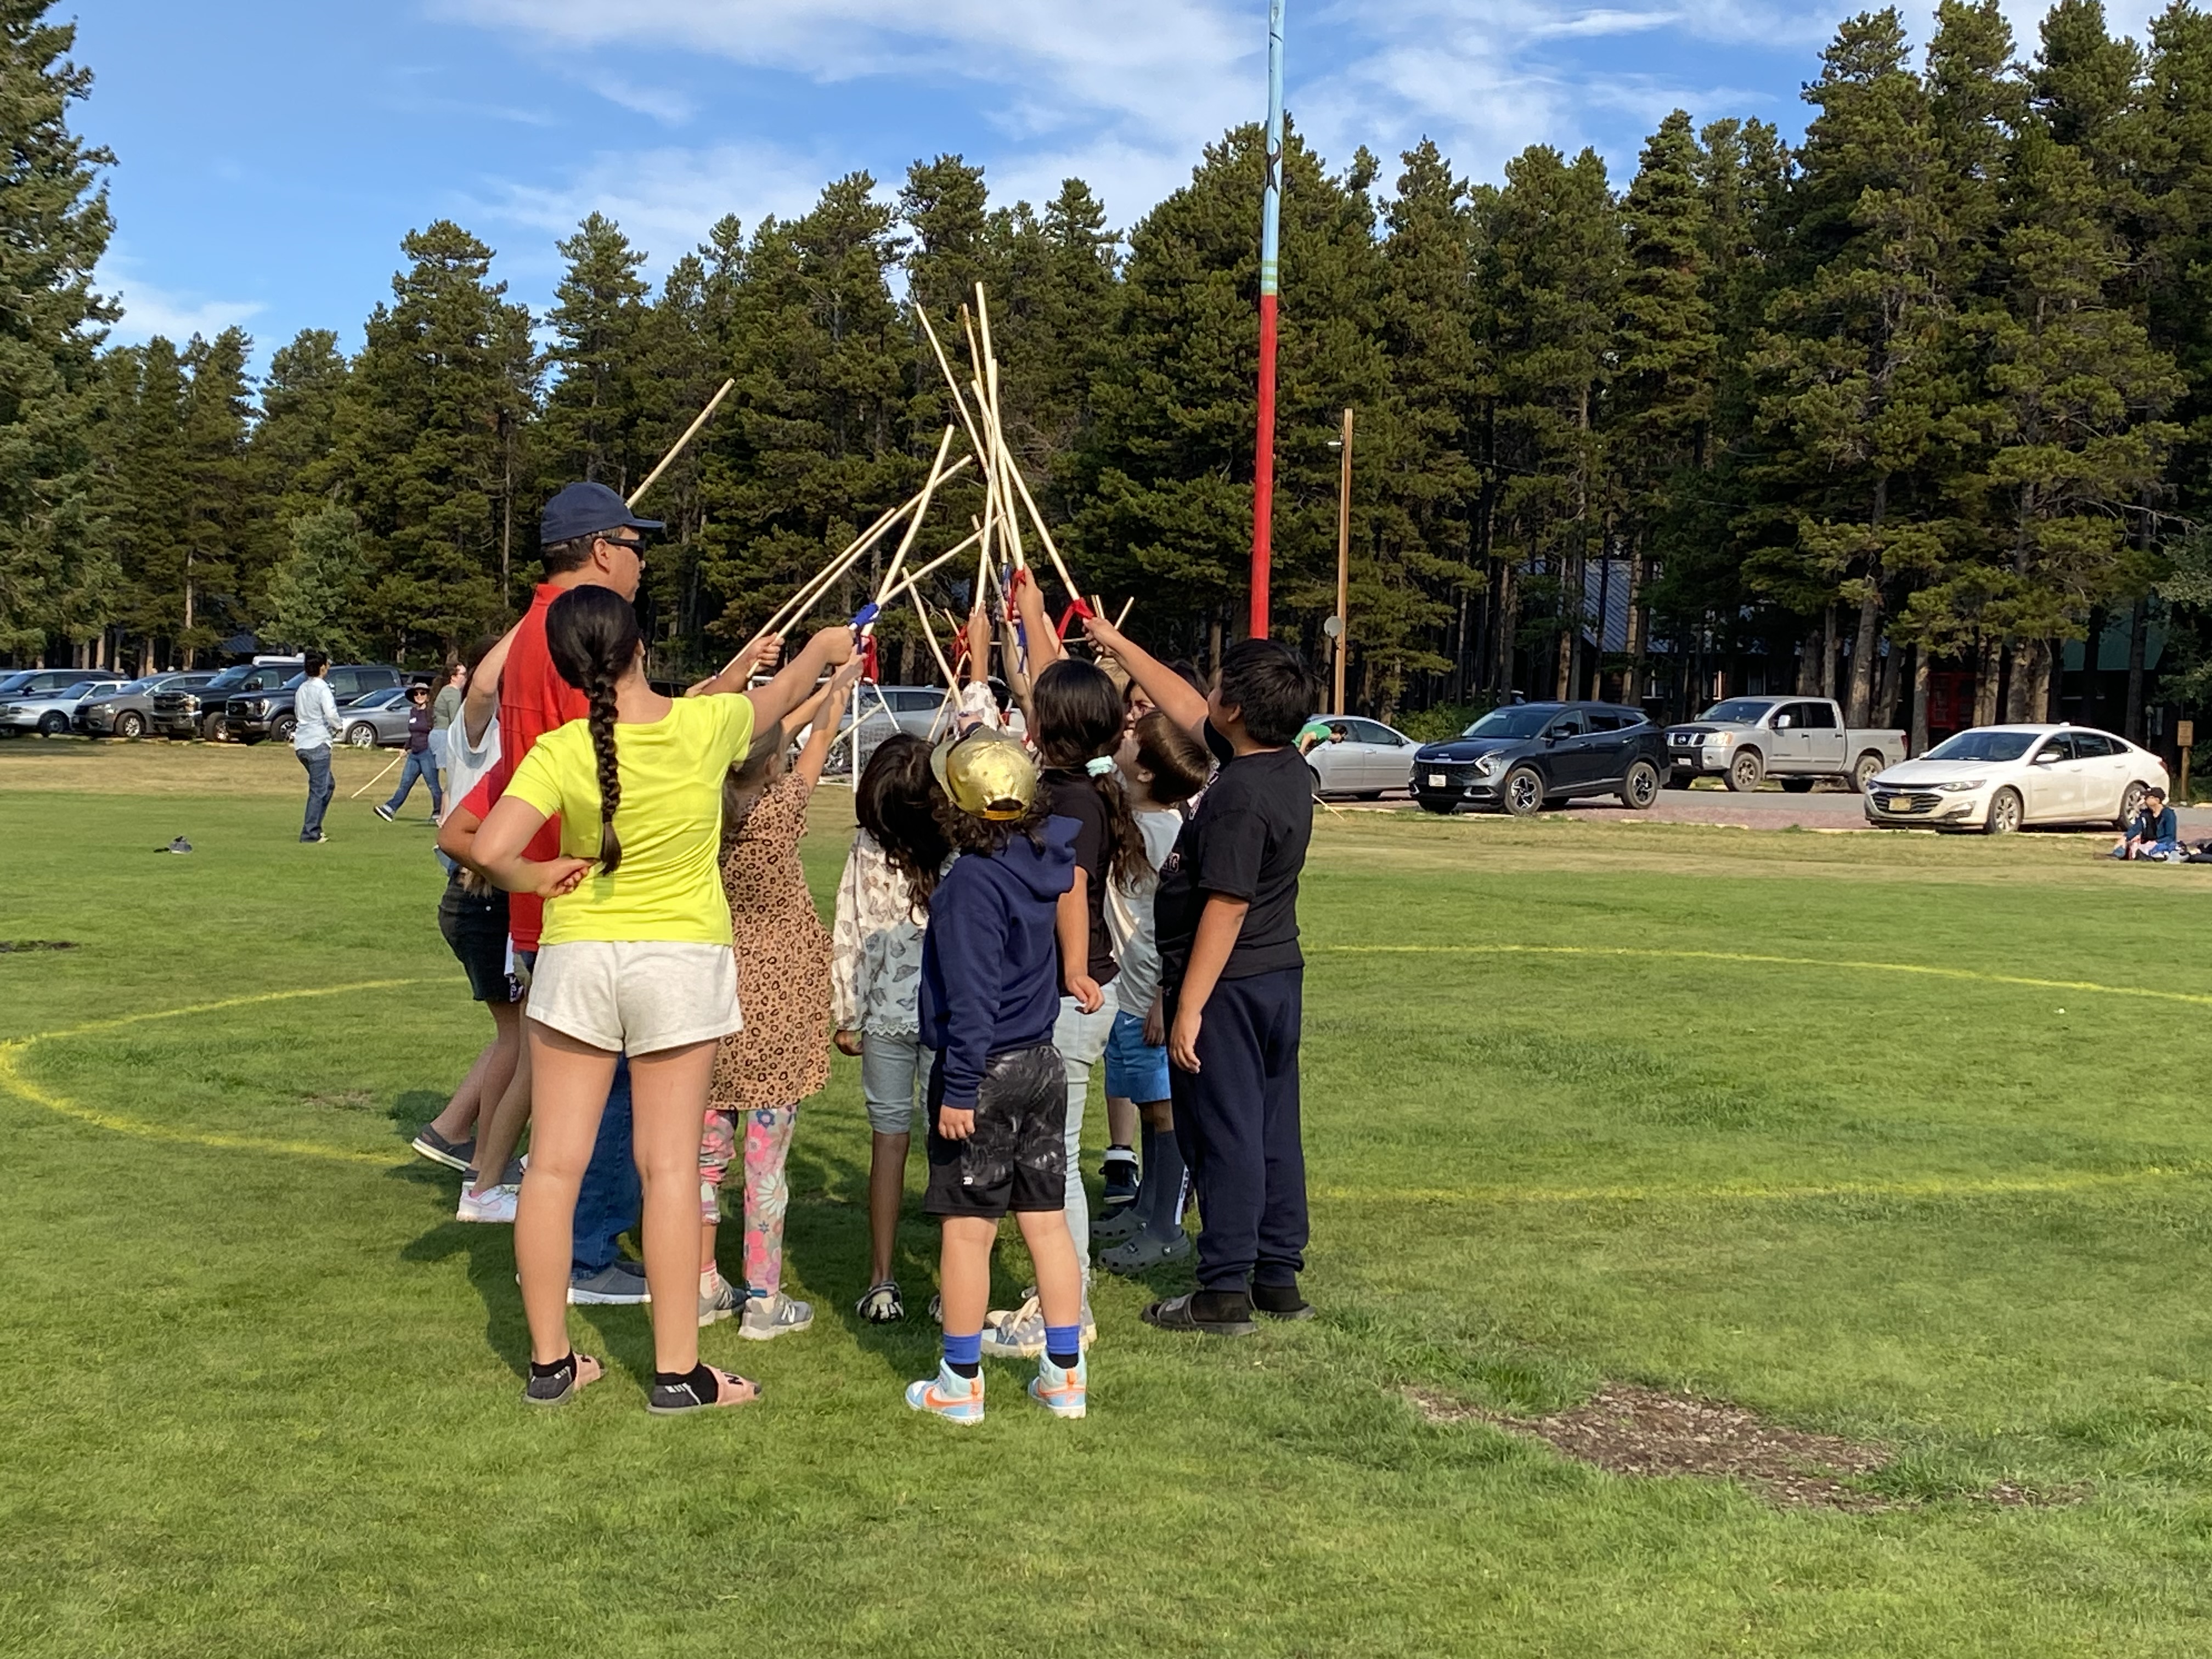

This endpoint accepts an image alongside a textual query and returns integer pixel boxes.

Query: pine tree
[252,328,348,516]
[1482,144,1620,699]
[1612,112,1720,701]
[177,326,261,652]
[0,1,117,659]
[331,221,538,654]
[1953,115,2182,716]
[542,212,650,489]
[697,176,912,646]
[1749,7,1958,726]
[101,339,192,658]
[261,504,365,657]
[1374,139,1483,706]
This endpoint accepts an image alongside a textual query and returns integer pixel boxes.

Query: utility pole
[1329,406,1353,713]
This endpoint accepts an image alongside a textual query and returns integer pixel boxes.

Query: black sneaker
[1251,1282,1315,1321]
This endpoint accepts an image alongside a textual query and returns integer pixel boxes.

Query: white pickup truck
[1664,697,1908,793]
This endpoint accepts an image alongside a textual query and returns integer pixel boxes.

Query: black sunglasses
[600,535,647,557]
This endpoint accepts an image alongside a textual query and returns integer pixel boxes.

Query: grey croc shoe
[1097,1231,1193,1276]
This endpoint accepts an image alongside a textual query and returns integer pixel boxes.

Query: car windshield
[1462,707,1555,739]
[0,673,36,694]
[1924,729,2036,763]
[202,667,255,690]
[1700,699,1778,724]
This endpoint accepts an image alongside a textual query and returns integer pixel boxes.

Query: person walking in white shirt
[293,651,342,843]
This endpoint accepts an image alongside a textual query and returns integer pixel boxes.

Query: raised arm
[792,658,867,792]
[690,632,784,699]
[1009,566,1064,670]
[1081,613,1206,736]
[462,621,521,746]
[743,624,857,732]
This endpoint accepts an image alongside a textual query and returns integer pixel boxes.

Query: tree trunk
[1910,646,1930,755]
[1554,620,1571,701]
[1497,565,1517,696]
[1820,605,1838,700]
[1847,585,1880,727]
[1973,637,2002,727]
[1876,633,1903,726]
[1625,542,1647,709]
[2044,636,2064,723]
[2126,597,2148,743]
[2005,640,2046,723]
[1207,611,1223,681]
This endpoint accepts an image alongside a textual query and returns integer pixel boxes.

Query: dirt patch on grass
[0,939,80,952]
[1407,1383,2056,1511]
[302,1090,378,1113]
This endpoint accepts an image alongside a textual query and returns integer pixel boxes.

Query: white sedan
[1864,724,2168,834]
[1305,716,1418,799]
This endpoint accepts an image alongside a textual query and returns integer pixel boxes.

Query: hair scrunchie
[1086,755,1117,777]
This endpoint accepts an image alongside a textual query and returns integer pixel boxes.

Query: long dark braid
[546,585,641,876]
[1032,658,1143,886]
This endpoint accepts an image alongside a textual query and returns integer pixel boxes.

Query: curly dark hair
[856,735,951,913]
[545,585,639,875]
[930,786,1049,859]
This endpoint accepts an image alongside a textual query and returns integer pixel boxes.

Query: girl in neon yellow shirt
[473,584,857,1413]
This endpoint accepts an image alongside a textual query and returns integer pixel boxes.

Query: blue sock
[943,1330,982,1379]
[1044,1324,1081,1371]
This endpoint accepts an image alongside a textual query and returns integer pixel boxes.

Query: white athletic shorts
[526,939,742,1056]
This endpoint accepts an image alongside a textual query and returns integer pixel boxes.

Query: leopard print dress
[710,768,832,1111]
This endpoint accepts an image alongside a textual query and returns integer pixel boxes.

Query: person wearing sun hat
[903,727,1091,1424]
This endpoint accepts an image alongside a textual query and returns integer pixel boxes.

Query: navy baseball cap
[539,481,662,548]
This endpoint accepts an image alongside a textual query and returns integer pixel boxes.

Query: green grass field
[9,740,2212,1655]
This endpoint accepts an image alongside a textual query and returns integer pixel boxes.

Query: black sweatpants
[1167,966,1307,1293]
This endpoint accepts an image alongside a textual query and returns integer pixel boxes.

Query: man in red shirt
[441,482,663,1305]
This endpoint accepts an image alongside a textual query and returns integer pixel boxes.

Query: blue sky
[73,1,2165,369]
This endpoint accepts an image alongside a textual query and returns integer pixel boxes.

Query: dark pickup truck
[225,663,406,744]
[150,662,301,741]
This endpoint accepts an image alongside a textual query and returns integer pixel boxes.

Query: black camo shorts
[923,1043,1067,1221]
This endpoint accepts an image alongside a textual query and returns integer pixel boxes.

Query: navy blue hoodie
[918,816,1077,1109]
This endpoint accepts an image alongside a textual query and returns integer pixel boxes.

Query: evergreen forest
[14,0,2212,746]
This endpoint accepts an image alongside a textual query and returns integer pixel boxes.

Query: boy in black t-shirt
[1082,614,1321,1335]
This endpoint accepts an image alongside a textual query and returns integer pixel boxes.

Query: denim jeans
[296,745,334,839]
[571,1054,640,1280]
[383,748,443,816]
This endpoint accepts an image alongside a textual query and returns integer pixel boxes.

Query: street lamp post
[1327,407,1353,714]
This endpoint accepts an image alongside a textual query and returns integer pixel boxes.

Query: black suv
[228,663,406,744]
[150,662,300,741]
[1412,701,1668,816]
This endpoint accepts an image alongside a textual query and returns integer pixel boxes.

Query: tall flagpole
[1251,0,1285,641]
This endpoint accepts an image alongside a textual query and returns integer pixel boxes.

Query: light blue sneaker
[1028,1355,1087,1419]
[905,1362,985,1425]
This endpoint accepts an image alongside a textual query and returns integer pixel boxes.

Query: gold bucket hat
[930,726,1038,821]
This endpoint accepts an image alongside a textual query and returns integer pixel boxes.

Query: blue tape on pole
[851,602,880,629]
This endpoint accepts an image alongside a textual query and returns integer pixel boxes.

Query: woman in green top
[473,586,857,1414]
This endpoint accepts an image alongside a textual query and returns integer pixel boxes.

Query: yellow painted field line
[1316,1164,2212,1207]
[1322,944,2212,1008]
[0,980,437,1166]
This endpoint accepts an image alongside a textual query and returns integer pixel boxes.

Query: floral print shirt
[831,830,933,1038]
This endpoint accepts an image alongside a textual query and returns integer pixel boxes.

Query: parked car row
[1,661,431,747]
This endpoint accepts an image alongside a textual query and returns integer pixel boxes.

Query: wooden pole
[1335,405,1354,715]
[628,378,733,509]
[872,427,960,607]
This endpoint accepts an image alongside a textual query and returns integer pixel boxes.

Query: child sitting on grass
[906,727,1087,1423]
[2111,787,2180,860]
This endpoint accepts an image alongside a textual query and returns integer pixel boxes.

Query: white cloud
[97,257,264,345]
[465,140,836,275]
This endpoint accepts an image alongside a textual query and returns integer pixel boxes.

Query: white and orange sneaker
[1028,1355,1087,1419]
[905,1362,985,1425]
